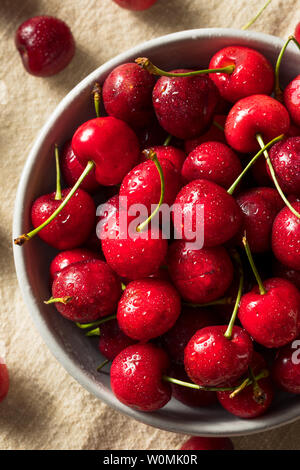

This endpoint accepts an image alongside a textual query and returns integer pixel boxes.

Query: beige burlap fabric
[0,0,299,450]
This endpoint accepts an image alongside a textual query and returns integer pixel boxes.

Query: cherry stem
[86,327,100,337]
[242,232,266,295]
[224,250,244,340]
[76,314,117,330]
[14,160,95,246]
[97,359,110,371]
[54,145,62,201]
[229,369,269,399]
[227,134,285,195]
[163,134,172,146]
[256,134,300,219]
[241,0,272,30]
[183,297,233,308]
[249,366,266,405]
[92,82,102,118]
[121,282,127,291]
[135,57,235,77]
[274,35,300,100]
[212,120,224,132]
[136,149,165,232]
[44,296,72,305]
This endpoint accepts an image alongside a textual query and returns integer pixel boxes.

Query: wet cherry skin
[50,248,100,281]
[272,202,300,271]
[180,436,234,451]
[267,137,300,196]
[112,0,158,10]
[284,75,300,127]
[272,339,300,394]
[60,141,99,193]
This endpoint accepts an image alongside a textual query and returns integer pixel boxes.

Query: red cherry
[180,436,234,451]
[272,339,300,394]
[209,46,274,103]
[152,71,219,139]
[15,15,75,77]
[170,363,217,408]
[238,278,300,348]
[102,63,156,129]
[236,187,284,253]
[182,141,242,188]
[173,179,242,247]
[110,343,171,412]
[267,137,300,196]
[272,202,300,270]
[0,363,9,403]
[98,319,136,360]
[60,141,99,193]
[184,115,227,153]
[31,188,95,249]
[225,95,290,153]
[140,145,186,172]
[49,248,100,281]
[112,0,158,10]
[50,259,121,322]
[288,123,300,137]
[72,117,139,186]
[295,22,300,43]
[184,325,253,387]
[136,118,168,149]
[217,352,274,419]
[284,75,300,127]
[167,241,234,304]
[272,259,300,291]
[163,306,218,364]
[117,279,181,341]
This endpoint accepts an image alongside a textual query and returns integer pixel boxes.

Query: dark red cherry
[272,339,300,394]
[112,0,158,10]
[182,141,242,188]
[31,188,95,250]
[209,46,274,103]
[167,241,234,304]
[236,187,284,253]
[238,278,300,348]
[272,202,300,270]
[102,63,156,129]
[110,343,171,411]
[72,117,139,186]
[50,248,100,281]
[117,279,181,341]
[163,306,218,364]
[267,137,300,196]
[217,352,274,419]
[15,15,75,77]
[251,155,272,187]
[152,71,219,139]
[140,145,186,172]
[98,319,136,360]
[173,179,242,247]
[170,363,217,408]
[184,115,227,153]
[272,259,300,290]
[225,95,290,153]
[284,75,300,127]
[60,141,99,193]
[184,325,253,387]
[180,436,234,451]
[0,363,9,402]
[50,259,121,323]
[136,118,168,149]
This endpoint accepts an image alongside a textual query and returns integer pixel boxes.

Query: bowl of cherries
[13,27,300,436]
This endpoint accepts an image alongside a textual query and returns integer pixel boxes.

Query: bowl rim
[13,27,300,437]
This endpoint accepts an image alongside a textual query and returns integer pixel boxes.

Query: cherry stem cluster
[135,57,235,77]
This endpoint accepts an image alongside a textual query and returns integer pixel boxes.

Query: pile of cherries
[13,24,300,427]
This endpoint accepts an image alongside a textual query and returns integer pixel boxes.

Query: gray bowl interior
[13,28,300,436]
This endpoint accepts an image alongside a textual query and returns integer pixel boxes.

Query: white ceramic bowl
[13,28,300,436]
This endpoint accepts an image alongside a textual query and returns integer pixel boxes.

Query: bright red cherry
[15,15,75,77]
[267,137,300,196]
[184,325,253,387]
[295,22,300,43]
[49,259,121,323]
[60,141,99,193]
[110,343,171,412]
[140,145,186,172]
[98,319,136,360]
[112,0,158,10]
[173,179,242,247]
[117,279,181,341]
[103,63,156,129]
[272,339,300,394]
[236,187,284,253]
[238,278,300,348]
[31,188,95,250]
[284,75,300,127]
[152,71,219,139]
[180,436,234,451]
[182,141,242,188]
[184,115,227,153]
[49,248,100,281]
[72,117,139,186]
[168,241,234,304]
[0,362,9,403]
[225,95,290,153]
[272,202,300,271]
[209,46,274,103]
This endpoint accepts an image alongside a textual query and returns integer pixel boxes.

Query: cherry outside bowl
[13,28,300,436]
